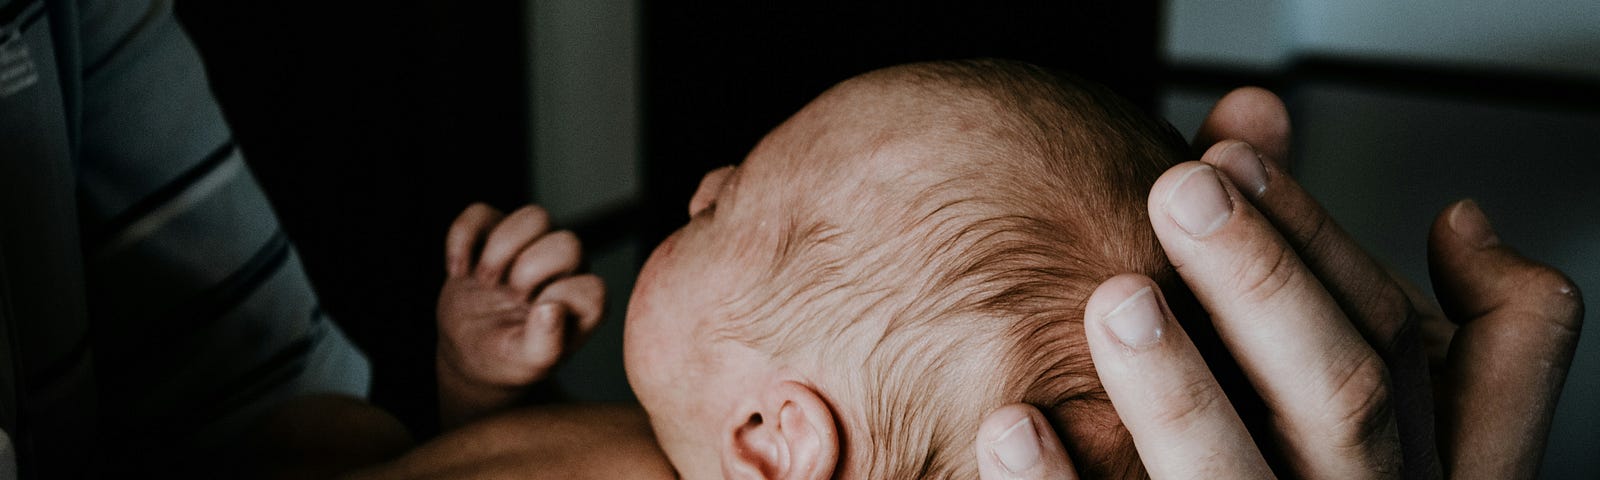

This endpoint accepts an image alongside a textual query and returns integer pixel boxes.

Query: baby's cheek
[634,233,679,292]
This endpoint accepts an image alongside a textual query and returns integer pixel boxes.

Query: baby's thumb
[975,404,1079,480]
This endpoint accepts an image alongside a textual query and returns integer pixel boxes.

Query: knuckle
[1284,207,1334,259]
[514,204,550,223]
[524,235,582,276]
[1321,351,1397,454]
[575,274,606,295]
[1150,376,1227,434]
[1232,241,1304,305]
[1514,264,1585,333]
[546,274,598,297]
[457,204,501,229]
[459,202,493,221]
[508,259,542,284]
[452,203,493,229]
[574,289,604,306]
[467,202,495,214]
[549,230,582,254]
[1356,281,1416,353]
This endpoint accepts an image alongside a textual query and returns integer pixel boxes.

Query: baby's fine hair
[718,59,1190,479]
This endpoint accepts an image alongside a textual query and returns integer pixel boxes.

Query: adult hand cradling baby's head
[974,87,1583,480]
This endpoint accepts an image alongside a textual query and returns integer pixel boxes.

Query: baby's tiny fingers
[445,203,504,277]
[534,274,606,350]
[477,205,551,283]
[518,302,566,375]
[508,230,583,299]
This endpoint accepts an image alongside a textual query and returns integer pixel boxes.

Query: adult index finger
[1084,274,1271,480]
[1201,140,1442,478]
[1191,87,1292,170]
[1148,162,1401,478]
[1203,140,1420,358]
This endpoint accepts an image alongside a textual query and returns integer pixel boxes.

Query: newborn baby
[363,58,1192,480]
[624,59,1187,479]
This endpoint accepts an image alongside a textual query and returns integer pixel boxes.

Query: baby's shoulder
[344,403,677,480]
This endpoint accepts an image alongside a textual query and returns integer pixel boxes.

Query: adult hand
[437,203,606,430]
[974,88,1583,479]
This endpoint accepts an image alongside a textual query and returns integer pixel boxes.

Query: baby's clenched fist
[436,203,604,429]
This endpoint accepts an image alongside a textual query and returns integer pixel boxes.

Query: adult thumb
[1427,199,1583,479]
[976,404,1079,480]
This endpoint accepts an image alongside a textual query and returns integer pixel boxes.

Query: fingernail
[990,416,1041,474]
[1448,200,1500,249]
[1105,287,1164,349]
[1165,165,1234,236]
[1214,142,1268,198]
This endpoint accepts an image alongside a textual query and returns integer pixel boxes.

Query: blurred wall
[528,0,642,224]
[1165,0,1600,75]
[1294,0,1600,77]
[526,0,644,403]
[177,1,531,436]
[1163,2,1599,478]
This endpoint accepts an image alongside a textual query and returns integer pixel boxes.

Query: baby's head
[625,59,1188,479]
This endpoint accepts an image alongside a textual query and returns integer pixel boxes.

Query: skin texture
[974,87,1583,480]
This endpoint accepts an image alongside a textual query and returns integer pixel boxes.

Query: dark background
[173,1,1166,436]
[174,1,531,435]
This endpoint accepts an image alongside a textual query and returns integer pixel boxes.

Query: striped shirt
[0,0,371,477]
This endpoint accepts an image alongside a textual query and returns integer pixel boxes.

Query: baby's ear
[689,165,736,217]
[720,380,839,480]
